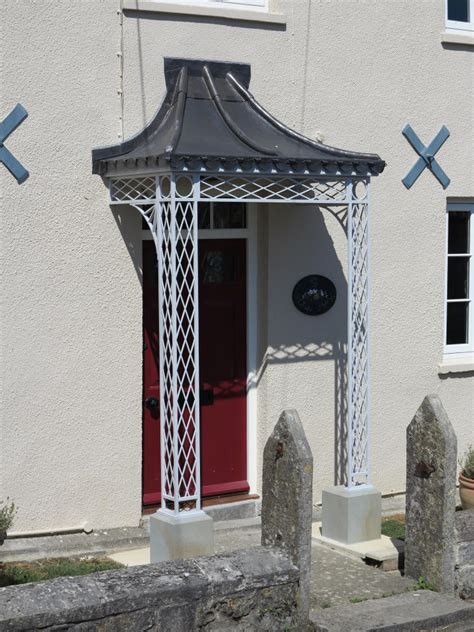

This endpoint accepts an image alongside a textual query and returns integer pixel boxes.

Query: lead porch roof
[92,58,385,177]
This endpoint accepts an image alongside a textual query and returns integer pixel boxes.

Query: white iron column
[321,178,381,545]
[150,174,213,562]
[156,174,202,512]
[347,179,370,487]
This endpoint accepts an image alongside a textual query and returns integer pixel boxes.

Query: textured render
[405,395,457,593]
[0,548,300,631]
[1,0,473,532]
[1,1,143,532]
[261,409,313,621]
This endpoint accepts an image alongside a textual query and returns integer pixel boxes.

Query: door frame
[142,203,259,495]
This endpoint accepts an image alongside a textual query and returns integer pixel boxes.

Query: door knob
[145,397,159,410]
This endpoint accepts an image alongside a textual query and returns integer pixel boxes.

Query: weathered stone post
[405,394,457,593]
[261,409,313,623]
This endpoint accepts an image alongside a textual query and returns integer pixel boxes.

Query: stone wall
[0,548,301,631]
[454,508,474,600]
[405,395,473,599]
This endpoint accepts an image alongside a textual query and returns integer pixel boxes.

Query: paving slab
[310,590,474,631]
[313,520,404,571]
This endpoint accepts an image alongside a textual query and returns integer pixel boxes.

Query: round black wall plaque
[292,275,337,316]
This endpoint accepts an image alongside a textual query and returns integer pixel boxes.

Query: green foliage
[0,498,17,533]
[0,557,123,587]
[459,444,474,479]
[413,576,435,591]
[349,596,368,604]
[381,518,405,541]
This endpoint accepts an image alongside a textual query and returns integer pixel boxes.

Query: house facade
[1,0,473,534]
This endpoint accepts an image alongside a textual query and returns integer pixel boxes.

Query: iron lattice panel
[347,187,370,487]
[157,195,200,512]
[110,177,156,202]
[109,175,349,204]
[200,176,347,203]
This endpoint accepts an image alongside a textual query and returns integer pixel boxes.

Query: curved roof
[92,58,385,177]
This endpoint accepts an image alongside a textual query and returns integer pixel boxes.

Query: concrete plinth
[150,509,214,563]
[322,485,381,544]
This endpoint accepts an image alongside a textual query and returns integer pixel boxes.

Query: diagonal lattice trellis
[157,188,201,512]
[347,183,370,487]
[124,172,371,512]
[109,175,349,205]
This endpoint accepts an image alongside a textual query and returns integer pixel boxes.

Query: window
[198,202,247,230]
[445,203,474,355]
[446,0,474,32]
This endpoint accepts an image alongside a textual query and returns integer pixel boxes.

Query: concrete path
[214,519,416,610]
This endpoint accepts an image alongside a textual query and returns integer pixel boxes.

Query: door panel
[142,243,161,506]
[142,238,248,505]
[199,239,248,495]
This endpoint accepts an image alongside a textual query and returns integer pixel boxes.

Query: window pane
[448,211,469,253]
[447,256,470,299]
[446,302,469,345]
[198,202,211,229]
[213,203,246,229]
[448,0,469,21]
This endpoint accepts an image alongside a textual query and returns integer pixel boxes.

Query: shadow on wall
[256,204,348,486]
[112,205,144,288]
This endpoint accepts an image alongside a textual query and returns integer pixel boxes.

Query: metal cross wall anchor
[0,103,29,184]
[402,124,450,190]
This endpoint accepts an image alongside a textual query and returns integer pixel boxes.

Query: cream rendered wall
[1,1,143,532]
[1,0,473,530]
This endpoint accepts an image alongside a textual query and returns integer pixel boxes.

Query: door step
[142,498,260,525]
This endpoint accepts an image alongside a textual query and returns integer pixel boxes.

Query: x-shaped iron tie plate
[0,103,29,184]
[402,124,450,190]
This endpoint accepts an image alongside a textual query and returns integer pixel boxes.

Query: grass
[0,556,123,587]
[381,513,405,541]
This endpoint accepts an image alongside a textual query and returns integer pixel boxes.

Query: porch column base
[321,485,381,544]
[150,509,214,563]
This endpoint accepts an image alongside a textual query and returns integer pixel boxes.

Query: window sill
[438,357,474,375]
[441,31,474,46]
[122,1,287,25]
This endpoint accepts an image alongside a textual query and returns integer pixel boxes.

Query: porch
[92,57,385,559]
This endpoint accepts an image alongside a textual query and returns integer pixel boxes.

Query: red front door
[142,238,248,505]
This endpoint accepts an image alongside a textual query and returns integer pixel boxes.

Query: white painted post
[150,173,213,562]
[321,178,381,545]
[347,179,370,488]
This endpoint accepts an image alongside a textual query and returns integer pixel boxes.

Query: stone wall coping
[0,547,298,630]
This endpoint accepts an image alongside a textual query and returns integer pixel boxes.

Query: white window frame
[445,0,474,32]
[444,202,474,356]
